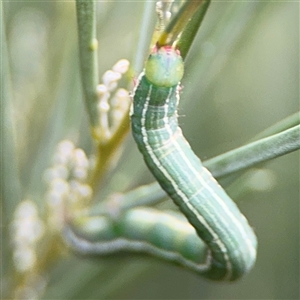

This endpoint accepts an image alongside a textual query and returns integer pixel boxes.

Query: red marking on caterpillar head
[152,45,181,56]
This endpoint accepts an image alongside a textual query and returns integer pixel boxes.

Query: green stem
[252,111,300,141]
[133,1,157,72]
[206,124,300,178]
[0,2,22,292]
[0,4,21,221]
[76,0,100,132]
[157,0,205,47]
[93,182,167,215]
[177,0,211,60]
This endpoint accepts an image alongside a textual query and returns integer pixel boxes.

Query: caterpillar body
[130,46,257,281]
[64,46,257,282]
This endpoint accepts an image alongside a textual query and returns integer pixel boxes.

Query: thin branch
[0,2,22,289]
[206,125,300,178]
[133,1,157,72]
[76,0,100,132]
[177,0,211,60]
[252,111,300,141]
[157,0,205,48]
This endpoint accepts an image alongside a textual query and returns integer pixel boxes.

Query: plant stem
[177,0,211,60]
[91,114,130,188]
[206,124,300,178]
[76,0,100,133]
[253,111,300,141]
[157,0,205,48]
[0,2,22,285]
[133,1,157,72]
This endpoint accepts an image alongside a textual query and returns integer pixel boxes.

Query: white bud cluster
[96,59,130,140]
[111,88,130,125]
[11,200,45,273]
[44,140,93,230]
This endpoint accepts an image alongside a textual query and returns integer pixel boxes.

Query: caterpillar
[130,46,257,281]
[64,46,257,282]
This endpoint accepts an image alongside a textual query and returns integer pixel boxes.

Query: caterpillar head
[145,46,184,88]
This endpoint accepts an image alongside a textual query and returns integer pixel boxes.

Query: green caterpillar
[130,46,257,281]
[65,46,257,281]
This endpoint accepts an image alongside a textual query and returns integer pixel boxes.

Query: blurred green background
[2,1,299,299]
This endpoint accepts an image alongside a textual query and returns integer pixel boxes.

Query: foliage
[1,1,299,299]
